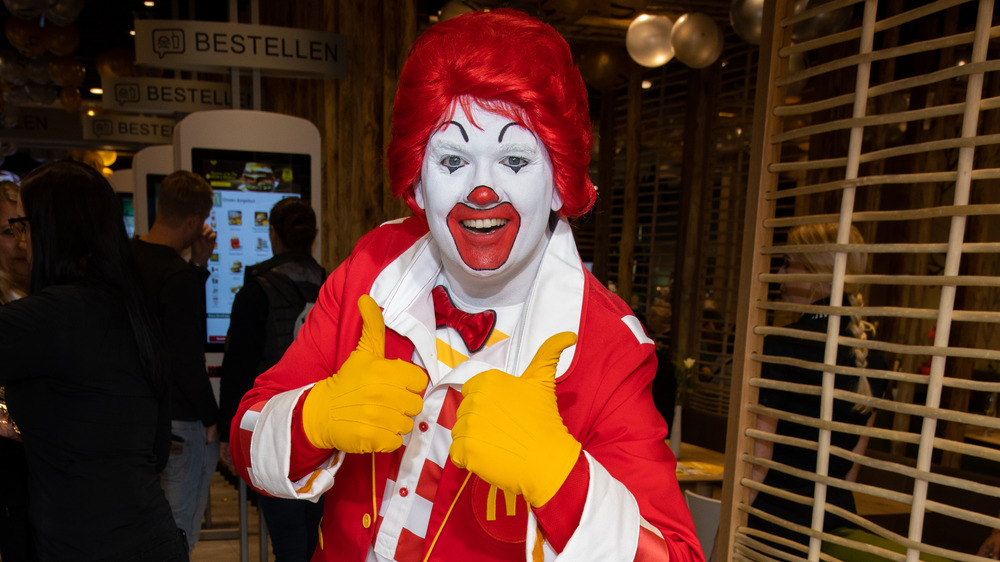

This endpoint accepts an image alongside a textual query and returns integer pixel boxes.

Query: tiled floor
[191,470,275,562]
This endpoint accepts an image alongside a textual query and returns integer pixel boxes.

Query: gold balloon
[5,15,48,57]
[96,149,117,167]
[68,149,105,171]
[44,23,79,56]
[670,12,724,69]
[59,86,80,112]
[47,55,85,87]
[96,46,136,78]
[576,43,628,89]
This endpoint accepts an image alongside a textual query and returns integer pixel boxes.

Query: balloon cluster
[624,11,724,70]
[730,0,853,45]
[728,0,851,99]
[1,0,88,124]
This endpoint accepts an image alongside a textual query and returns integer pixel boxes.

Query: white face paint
[416,103,562,303]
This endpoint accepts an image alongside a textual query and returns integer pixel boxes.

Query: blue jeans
[160,420,218,555]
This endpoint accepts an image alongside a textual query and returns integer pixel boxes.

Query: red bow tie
[432,286,496,352]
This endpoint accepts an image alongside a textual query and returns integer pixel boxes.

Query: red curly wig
[387,9,596,218]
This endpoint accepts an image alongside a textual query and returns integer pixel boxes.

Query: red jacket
[231,217,703,561]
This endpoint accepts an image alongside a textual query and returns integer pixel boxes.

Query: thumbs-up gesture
[450,332,580,508]
[301,295,427,453]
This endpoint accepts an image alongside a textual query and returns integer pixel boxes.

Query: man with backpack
[218,196,326,561]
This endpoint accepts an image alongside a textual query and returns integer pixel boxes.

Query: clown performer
[230,9,703,562]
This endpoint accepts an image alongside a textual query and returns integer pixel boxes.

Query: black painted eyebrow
[447,121,469,142]
[498,122,518,143]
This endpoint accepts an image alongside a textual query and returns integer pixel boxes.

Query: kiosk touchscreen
[173,110,322,351]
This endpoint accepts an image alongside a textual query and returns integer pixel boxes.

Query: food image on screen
[190,148,312,348]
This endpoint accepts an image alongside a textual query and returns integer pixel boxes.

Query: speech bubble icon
[152,29,185,59]
[92,119,113,136]
[115,83,140,105]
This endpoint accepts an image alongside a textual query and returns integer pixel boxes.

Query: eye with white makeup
[501,156,528,173]
[440,155,467,174]
[438,153,531,175]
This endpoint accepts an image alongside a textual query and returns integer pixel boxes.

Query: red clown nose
[468,186,499,206]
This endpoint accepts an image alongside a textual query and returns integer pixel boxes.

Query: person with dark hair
[0,160,187,560]
[0,178,37,561]
[132,169,219,555]
[230,10,701,561]
[219,196,326,561]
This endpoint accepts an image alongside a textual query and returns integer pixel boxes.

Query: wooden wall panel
[260,0,413,271]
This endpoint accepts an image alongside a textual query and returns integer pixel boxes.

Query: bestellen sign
[102,77,240,113]
[135,20,345,78]
[81,113,175,144]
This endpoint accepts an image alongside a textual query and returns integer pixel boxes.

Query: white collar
[369,218,583,379]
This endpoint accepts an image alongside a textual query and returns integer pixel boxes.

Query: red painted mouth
[447,202,521,270]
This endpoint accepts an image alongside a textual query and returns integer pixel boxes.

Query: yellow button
[362,513,372,528]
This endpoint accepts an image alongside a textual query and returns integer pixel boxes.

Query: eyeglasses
[7,217,28,242]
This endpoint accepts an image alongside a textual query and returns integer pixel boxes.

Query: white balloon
[786,51,807,96]
[671,12,724,69]
[3,0,47,19]
[730,0,766,45]
[0,51,29,86]
[438,0,476,22]
[26,83,58,105]
[792,0,852,42]
[4,87,31,106]
[626,14,674,68]
[26,54,50,84]
[44,0,85,26]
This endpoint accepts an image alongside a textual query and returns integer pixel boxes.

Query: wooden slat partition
[723,0,1000,560]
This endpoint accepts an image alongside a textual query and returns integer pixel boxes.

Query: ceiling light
[641,80,652,89]
[144,1,155,6]
[130,30,136,36]
[87,110,96,116]
[90,88,103,95]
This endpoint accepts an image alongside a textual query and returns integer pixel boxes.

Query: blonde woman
[747,223,888,554]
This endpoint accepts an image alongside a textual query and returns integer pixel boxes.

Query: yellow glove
[301,295,427,453]
[449,332,580,508]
